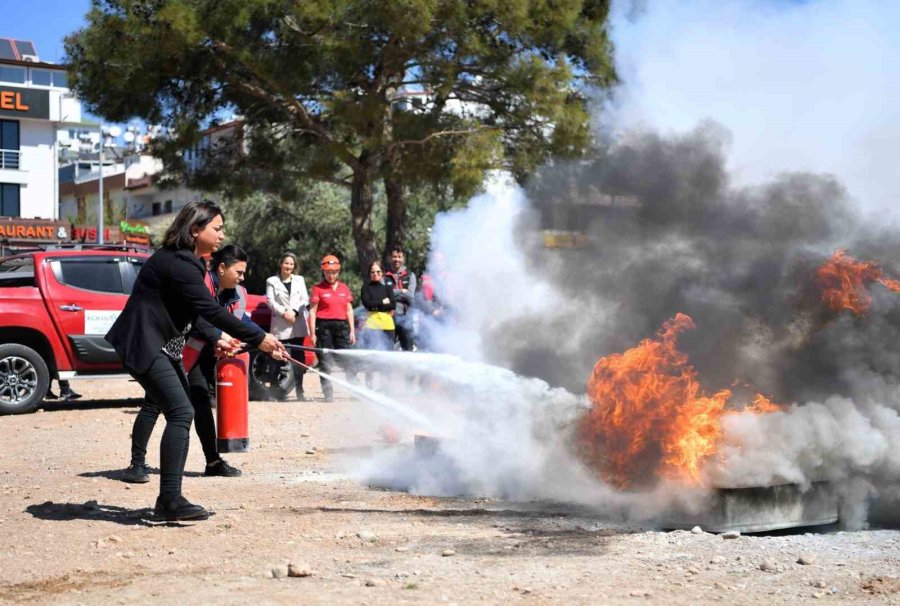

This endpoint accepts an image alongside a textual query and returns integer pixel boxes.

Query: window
[54,258,124,294]
[0,183,20,216]
[0,120,20,170]
[28,68,67,88]
[0,255,33,287]
[123,258,145,294]
[152,202,161,216]
[1,120,19,147]
[0,65,25,84]
[0,255,33,273]
[164,199,173,214]
[30,68,51,86]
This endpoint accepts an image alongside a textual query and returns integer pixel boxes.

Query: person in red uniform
[309,255,355,402]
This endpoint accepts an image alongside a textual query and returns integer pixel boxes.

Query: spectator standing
[265,253,310,401]
[415,251,453,352]
[415,273,441,352]
[385,246,417,351]
[309,255,355,402]
[359,261,396,388]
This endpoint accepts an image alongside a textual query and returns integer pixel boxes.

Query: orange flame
[577,314,781,489]
[816,249,900,315]
[746,393,782,414]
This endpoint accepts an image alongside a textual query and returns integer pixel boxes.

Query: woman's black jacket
[361,281,396,312]
[106,247,265,374]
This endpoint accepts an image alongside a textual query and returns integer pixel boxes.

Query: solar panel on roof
[0,40,16,61]
[15,41,36,56]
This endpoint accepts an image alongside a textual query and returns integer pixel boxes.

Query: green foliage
[66,0,617,266]
[221,179,467,295]
[221,183,360,295]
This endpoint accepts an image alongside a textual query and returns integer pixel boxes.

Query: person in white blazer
[265,253,310,400]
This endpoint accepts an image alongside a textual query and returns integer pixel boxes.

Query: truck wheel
[0,344,51,415]
[248,350,293,401]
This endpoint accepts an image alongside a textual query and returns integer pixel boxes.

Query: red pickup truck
[0,247,287,415]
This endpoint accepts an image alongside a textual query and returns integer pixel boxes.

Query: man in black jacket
[385,246,417,352]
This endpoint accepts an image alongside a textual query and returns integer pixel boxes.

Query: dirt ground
[2,375,900,605]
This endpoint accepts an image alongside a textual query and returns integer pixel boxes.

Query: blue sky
[2,0,91,63]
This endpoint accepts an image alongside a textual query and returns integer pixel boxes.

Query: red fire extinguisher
[216,352,251,453]
[302,335,317,367]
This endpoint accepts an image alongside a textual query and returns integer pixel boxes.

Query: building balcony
[0,148,21,170]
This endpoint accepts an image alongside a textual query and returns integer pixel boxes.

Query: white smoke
[419,173,564,361]
[708,379,900,526]
[351,183,635,511]
[350,345,704,521]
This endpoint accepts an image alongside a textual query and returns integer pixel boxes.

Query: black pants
[130,352,219,474]
[130,352,195,499]
[394,315,414,351]
[315,320,351,398]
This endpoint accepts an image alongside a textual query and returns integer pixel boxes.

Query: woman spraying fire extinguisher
[106,201,286,522]
[121,244,262,486]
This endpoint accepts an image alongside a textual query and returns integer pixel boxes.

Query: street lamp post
[96,126,121,244]
[97,136,104,244]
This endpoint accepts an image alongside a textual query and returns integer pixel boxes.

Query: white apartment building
[0,38,83,220]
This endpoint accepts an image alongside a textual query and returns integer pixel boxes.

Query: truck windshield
[0,256,34,273]
[0,256,35,287]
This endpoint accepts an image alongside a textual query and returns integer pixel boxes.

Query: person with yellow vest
[359,260,396,388]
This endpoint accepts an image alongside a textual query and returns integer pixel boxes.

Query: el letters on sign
[0,91,29,111]
[0,87,49,119]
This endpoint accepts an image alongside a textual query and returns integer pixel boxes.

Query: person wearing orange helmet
[308,254,355,401]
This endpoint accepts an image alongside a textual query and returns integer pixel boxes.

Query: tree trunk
[383,155,406,263]
[350,152,380,275]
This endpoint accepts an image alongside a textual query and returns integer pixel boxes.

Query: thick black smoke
[489,123,900,407]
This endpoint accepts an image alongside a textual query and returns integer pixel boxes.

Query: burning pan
[413,436,838,533]
[660,482,838,533]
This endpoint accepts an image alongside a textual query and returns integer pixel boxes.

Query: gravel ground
[1,376,899,605]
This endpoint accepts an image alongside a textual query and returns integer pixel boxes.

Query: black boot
[122,463,150,483]
[204,458,241,477]
[154,495,209,521]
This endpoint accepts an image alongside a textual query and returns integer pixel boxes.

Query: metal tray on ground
[660,482,838,533]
